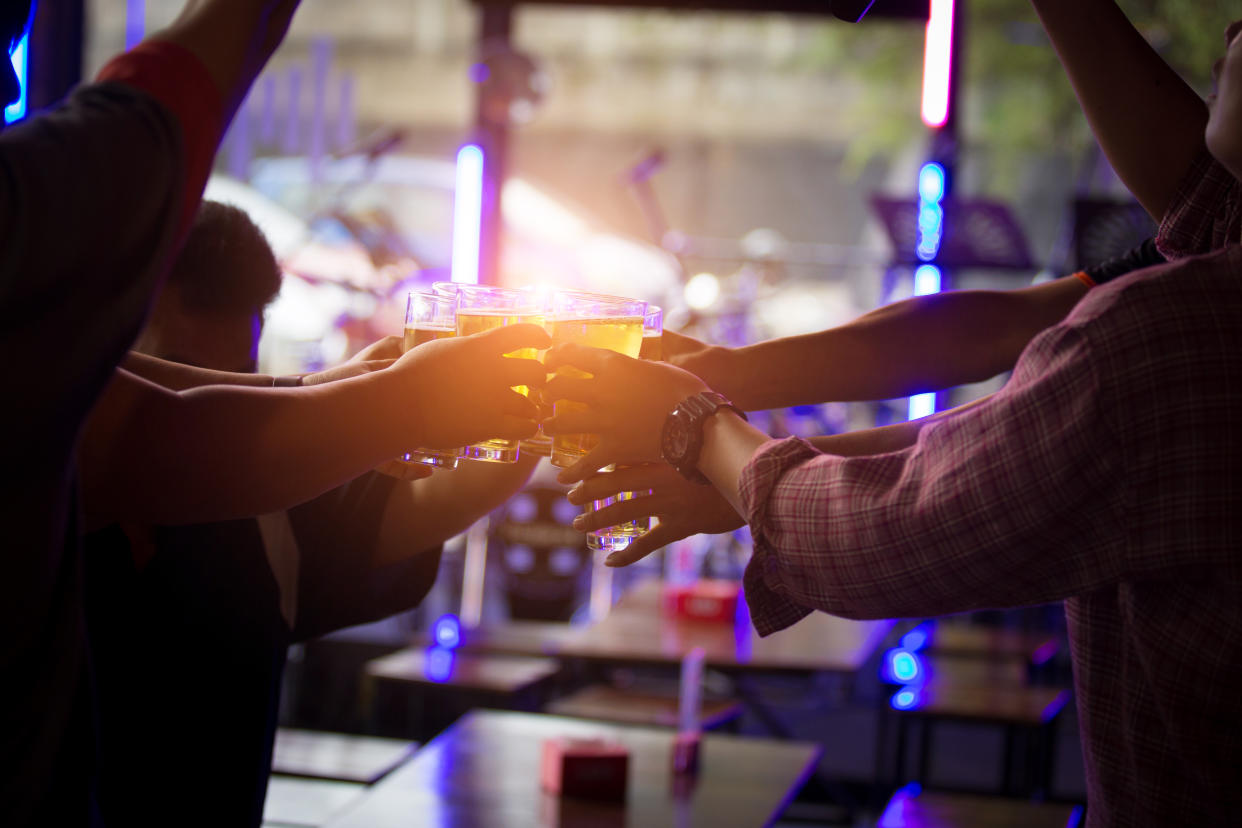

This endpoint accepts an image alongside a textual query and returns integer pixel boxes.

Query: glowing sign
[5,31,28,124]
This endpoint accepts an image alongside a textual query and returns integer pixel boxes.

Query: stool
[261,775,366,827]
[878,783,1084,828]
[545,683,744,731]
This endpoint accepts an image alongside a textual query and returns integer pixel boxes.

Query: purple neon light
[126,0,145,50]
[451,144,484,285]
[5,32,27,124]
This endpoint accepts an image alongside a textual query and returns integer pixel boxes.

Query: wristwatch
[660,391,748,484]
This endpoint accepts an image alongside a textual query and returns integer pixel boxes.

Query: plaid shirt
[742,164,1242,825]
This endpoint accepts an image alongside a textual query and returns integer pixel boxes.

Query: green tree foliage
[806,0,1234,191]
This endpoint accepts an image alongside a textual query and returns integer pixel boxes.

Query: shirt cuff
[96,41,224,237]
[739,437,822,637]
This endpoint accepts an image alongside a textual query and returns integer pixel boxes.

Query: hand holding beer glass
[390,313,549,452]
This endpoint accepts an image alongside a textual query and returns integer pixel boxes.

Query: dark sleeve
[0,82,186,458]
[0,42,223,449]
[1082,238,1165,286]
[289,473,443,641]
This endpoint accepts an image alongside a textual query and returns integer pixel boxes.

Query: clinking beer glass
[454,283,545,463]
[583,305,663,552]
[397,290,460,469]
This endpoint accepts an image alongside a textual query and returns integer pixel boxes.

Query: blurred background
[46,4,1237,821]
[81,1,1228,423]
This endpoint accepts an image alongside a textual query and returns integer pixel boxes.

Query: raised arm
[81,325,548,527]
[148,0,300,127]
[1029,0,1209,222]
[670,276,1087,409]
[121,350,392,391]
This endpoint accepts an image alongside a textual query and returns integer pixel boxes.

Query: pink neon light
[921,0,955,128]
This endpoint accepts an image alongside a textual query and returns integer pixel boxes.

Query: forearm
[698,412,773,516]
[806,393,996,457]
[371,457,539,567]
[153,0,299,123]
[122,351,276,389]
[82,369,406,526]
[707,281,1083,409]
[1030,0,1207,221]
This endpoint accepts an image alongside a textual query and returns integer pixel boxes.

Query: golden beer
[403,325,455,351]
[548,316,643,468]
[400,323,460,468]
[638,331,662,362]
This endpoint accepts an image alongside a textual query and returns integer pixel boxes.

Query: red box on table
[662,579,740,623]
[540,738,629,802]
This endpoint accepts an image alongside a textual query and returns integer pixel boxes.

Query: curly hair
[171,200,282,315]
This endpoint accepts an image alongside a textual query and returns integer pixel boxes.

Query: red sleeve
[95,41,224,236]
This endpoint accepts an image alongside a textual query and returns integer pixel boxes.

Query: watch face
[668,416,691,458]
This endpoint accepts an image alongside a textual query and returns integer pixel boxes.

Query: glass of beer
[585,305,663,552]
[517,284,556,458]
[455,283,545,463]
[398,290,461,469]
[547,291,647,469]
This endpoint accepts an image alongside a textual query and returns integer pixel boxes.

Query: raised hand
[541,342,708,485]
[394,323,550,450]
[566,463,744,566]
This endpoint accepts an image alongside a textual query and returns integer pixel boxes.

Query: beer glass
[455,283,545,463]
[586,305,662,552]
[517,284,555,458]
[398,290,460,469]
[548,291,646,469]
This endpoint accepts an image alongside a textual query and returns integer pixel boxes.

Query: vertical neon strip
[589,556,613,623]
[921,0,955,128]
[451,144,484,285]
[5,33,27,124]
[125,0,145,50]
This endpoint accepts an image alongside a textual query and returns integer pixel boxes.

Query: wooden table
[271,728,418,785]
[552,580,894,675]
[323,709,823,828]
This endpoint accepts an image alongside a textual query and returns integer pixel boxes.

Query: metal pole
[474,4,513,286]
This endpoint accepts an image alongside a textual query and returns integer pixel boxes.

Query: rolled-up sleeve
[741,322,1126,636]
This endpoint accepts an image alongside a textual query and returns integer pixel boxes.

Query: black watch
[660,391,748,484]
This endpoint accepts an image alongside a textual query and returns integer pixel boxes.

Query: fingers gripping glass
[547,291,647,470]
[399,290,461,469]
[454,283,545,463]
